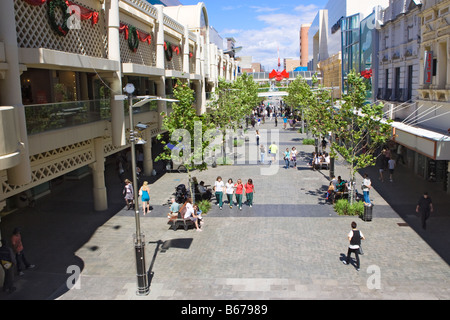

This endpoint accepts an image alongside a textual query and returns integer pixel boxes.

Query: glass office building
[341,11,375,99]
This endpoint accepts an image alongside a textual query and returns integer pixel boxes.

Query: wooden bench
[168,212,198,231]
[333,191,349,202]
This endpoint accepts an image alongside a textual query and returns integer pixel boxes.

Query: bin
[363,204,373,221]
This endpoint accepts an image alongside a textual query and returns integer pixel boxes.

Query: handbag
[1,259,12,270]
[358,245,364,255]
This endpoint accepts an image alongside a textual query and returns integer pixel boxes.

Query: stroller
[175,184,190,204]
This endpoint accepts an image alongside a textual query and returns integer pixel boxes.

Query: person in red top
[11,227,35,276]
[234,179,244,210]
[244,179,255,208]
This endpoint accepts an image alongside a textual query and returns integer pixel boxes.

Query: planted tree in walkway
[332,71,392,203]
[207,74,260,164]
[285,75,315,134]
[156,80,214,201]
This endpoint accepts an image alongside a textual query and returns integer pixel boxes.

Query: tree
[155,80,214,201]
[207,74,260,164]
[285,75,315,134]
[332,71,392,203]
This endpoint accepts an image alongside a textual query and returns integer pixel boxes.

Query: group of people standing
[213,176,255,210]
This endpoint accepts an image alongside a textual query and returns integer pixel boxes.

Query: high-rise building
[300,24,311,67]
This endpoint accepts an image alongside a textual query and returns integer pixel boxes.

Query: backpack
[350,230,361,246]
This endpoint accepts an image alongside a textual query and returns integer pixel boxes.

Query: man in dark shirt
[416,192,433,230]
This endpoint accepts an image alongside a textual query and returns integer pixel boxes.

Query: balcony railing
[25,98,171,135]
[25,99,110,135]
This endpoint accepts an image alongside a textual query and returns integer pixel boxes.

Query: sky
[180,0,328,71]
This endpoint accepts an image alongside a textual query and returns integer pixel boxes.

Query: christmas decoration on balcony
[47,0,71,36]
[119,23,152,52]
[26,0,99,36]
[164,42,180,61]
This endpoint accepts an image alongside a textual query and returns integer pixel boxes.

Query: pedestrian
[274,115,278,127]
[321,138,327,151]
[416,192,433,230]
[361,174,372,206]
[244,179,255,207]
[388,157,396,182]
[10,227,35,276]
[291,147,298,169]
[342,221,365,271]
[283,116,288,129]
[234,179,244,210]
[225,178,234,209]
[123,179,134,210]
[214,176,225,210]
[269,142,278,164]
[139,181,151,215]
[377,151,386,182]
[260,144,266,164]
[283,148,290,169]
[0,239,16,294]
[255,130,260,146]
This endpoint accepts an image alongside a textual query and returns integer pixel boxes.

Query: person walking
[388,157,396,182]
[139,181,151,215]
[244,179,255,208]
[362,174,372,206]
[416,192,434,230]
[342,221,365,271]
[256,130,260,146]
[283,148,291,169]
[11,228,35,276]
[269,142,278,164]
[291,147,298,169]
[0,239,16,294]
[123,179,134,210]
[214,176,225,210]
[260,144,266,164]
[234,179,244,210]
[225,178,234,209]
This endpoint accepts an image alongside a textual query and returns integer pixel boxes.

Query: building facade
[376,0,450,193]
[0,0,238,218]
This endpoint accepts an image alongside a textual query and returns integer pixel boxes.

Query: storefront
[392,122,450,193]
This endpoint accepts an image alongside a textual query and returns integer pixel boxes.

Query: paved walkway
[1,120,449,300]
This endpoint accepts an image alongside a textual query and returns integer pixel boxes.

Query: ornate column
[0,0,32,186]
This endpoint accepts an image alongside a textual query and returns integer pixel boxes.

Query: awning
[392,121,450,160]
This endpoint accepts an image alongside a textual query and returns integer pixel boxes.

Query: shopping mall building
[0,0,238,214]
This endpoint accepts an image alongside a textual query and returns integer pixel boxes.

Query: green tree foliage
[332,71,392,202]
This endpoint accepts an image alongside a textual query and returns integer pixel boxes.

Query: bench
[333,191,349,202]
[168,212,199,231]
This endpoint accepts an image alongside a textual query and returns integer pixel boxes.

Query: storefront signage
[424,51,433,84]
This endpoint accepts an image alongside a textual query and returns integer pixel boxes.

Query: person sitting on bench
[334,176,349,200]
[198,181,212,200]
[184,198,202,232]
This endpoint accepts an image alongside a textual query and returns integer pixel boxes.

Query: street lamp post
[117,84,178,296]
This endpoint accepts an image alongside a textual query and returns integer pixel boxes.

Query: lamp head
[124,83,135,95]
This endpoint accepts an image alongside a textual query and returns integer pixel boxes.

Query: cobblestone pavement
[1,121,449,300]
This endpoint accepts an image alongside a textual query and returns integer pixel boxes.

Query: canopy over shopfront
[392,122,450,161]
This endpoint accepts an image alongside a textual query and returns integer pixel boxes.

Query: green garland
[128,26,139,52]
[164,41,173,61]
[47,0,71,37]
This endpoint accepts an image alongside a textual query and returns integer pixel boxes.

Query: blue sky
[180,0,328,71]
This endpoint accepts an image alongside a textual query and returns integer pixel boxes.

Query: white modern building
[0,0,238,219]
